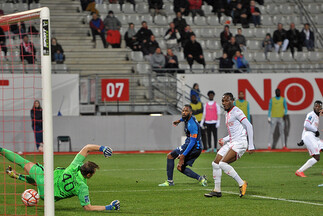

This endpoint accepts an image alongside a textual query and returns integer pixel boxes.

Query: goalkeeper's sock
[0,148,31,169]
[212,161,222,192]
[299,157,317,172]
[183,168,200,180]
[219,162,244,186]
[18,174,36,184]
[167,159,174,181]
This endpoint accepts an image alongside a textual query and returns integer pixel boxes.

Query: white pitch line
[91,188,323,207]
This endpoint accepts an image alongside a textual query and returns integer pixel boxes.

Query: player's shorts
[217,140,248,159]
[170,147,201,167]
[29,163,45,200]
[303,133,323,156]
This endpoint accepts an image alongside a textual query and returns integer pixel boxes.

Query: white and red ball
[21,189,39,207]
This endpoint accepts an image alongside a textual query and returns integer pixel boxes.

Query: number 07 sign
[101,79,129,101]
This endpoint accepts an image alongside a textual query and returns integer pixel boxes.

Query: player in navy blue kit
[159,105,207,187]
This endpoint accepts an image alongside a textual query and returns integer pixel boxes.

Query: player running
[295,100,323,177]
[1,144,120,211]
[158,105,207,187]
[204,92,255,198]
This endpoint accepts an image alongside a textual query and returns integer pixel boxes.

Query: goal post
[0,7,54,215]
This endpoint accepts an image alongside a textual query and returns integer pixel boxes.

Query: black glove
[315,131,320,137]
[297,140,304,146]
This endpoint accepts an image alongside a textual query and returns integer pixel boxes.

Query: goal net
[0,7,54,215]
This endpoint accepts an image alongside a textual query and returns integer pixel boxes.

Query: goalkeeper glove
[99,146,113,158]
[315,131,320,137]
[105,200,120,210]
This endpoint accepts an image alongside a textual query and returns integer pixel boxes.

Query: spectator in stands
[119,0,136,10]
[206,0,225,23]
[85,0,99,15]
[232,3,249,28]
[135,21,153,44]
[188,0,204,17]
[190,83,201,102]
[51,38,65,64]
[125,23,140,51]
[148,0,166,17]
[181,24,194,48]
[262,33,274,57]
[31,100,43,152]
[273,23,289,53]
[165,48,179,73]
[0,26,7,59]
[225,0,238,17]
[287,23,302,55]
[173,12,187,36]
[235,28,246,51]
[150,47,165,72]
[142,34,159,61]
[220,25,232,48]
[174,0,190,16]
[300,23,315,51]
[249,0,261,27]
[219,52,233,73]
[89,13,107,48]
[104,11,122,48]
[164,22,181,52]
[184,34,205,69]
[224,37,241,59]
[10,21,26,36]
[20,35,36,64]
[232,50,250,73]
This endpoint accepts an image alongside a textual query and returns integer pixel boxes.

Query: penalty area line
[91,188,323,206]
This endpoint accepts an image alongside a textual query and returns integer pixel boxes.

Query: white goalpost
[0,7,54,215]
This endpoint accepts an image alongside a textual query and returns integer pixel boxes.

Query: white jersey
[302,111,319,139]
[225,106,248,142]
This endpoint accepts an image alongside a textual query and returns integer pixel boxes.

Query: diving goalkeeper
[0,144,120,211]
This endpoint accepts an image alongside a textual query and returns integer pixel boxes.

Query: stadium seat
[141,14,154,25]
[220,16,232,25]
[163,4,174,15]
[204,52,213,61]
[2,64,11,73]
[272,15,286,25]
[205,40,216,50]
[262,15,273,26]
[13,64,24,74]
[194,28,201,38]
[127,14,141,25]
[17,3,28,12]
[115,14,128,25]
[307,52,321,62]
[280,52,293,62]
[136,63,151,74]
[154,15,167,25]
[294,52,308,62]
[279,5,292,14]
[52,64,67,73]
[265,5,279,15]
[130,51,144,62]
[96,3,107,15]
[202,5,213,15]
[136,3,149,14]
[306,4,321,14]
[159,40,166,49]
[200,40,206,50]
[201,28,214,38]
[194,16,207,26]
[108,4,121,14]
[122,4,135,13]
[254,28,266,38]
[254,52,266,62]
[207,16,220,26]
[30,3,41,10]
[179,63,190,71]
[3,3,15,13]
[267,52,281,62]
[167,16,175,24]
[192,64,204,73]
[243,29,254,37]
[315,14,323,25]
[183,16,193,25]
[151,28,160,37]
[245,53,254,62]
[13,51,20,62]
[247,41,260,50]
[175,52,184,61]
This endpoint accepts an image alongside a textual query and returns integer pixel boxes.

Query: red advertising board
[101,79,129,101]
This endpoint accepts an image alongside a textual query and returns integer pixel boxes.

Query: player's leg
[268,118,277,149]
[212,124,218,152]
[205,123,212,152]
[6,166,36,185]
[0,147,35,173]
[278,118,286,148]
[159,150,178,186]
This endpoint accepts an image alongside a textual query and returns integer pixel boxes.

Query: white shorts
[303,133,323,156]
[217,140,248,159]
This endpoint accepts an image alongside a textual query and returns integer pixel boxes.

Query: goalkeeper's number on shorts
[99,146,113,158]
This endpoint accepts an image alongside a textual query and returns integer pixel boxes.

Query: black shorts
[170,148,202,167]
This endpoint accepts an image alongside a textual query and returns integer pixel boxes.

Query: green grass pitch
[1,152,322,215]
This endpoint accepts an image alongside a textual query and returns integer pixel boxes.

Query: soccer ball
[21,189,39,207]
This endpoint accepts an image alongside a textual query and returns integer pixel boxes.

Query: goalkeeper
[0,144,120,211]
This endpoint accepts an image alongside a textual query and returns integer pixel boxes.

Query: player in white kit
[295,100,323,177]
[204,93,255,198]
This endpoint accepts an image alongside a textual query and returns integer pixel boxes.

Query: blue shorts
[170,146,201,167]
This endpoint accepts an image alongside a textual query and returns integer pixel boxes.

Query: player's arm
[216,103,221,128]
[304,116,319,137]
[83,201,120,211]
[247,102,251,122]
[241,118,255,151]
[283,98,288,115]
[79,144,113,158]
[267,98,272,122]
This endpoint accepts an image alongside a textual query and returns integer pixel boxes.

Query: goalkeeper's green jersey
[53,154,91,206]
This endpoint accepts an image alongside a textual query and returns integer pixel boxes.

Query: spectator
[220,25,232,48]
[190,94,207,149]
[173,12,187,36]
[85,0,99,15]
[249,0,261,27]
[262,33,274,57]
[232,3,249,28]
[235,28,246,51]
[165,48,179,73]
[142,34,159,61]
[234,91,250,122]
[89,13,107,48]
[104,11,122,48]
[125,23,140,51]
[164,22,181,52]
[287,23,302,55]
[135,21,153,44]
[150,47,165,72]
[205,0,225,23]
[181,24,194,48]
[300,23,315,51]
[190,83,201,102]
[119,0,136,10]
[224,37,241,59]
[20,35,36,64]
[10,21,26,36]
[148,0,166,17]
[0,26,7,59]
[219,52,233,73]
[174,0,190,16]
[31,100,43,152]
[268,88,288,150]
[51,38,65,64]
[232,50,250,73]
[200,90,221,153]
[188,0,204,17]
[184,34,205,69]
[273,23,289,53]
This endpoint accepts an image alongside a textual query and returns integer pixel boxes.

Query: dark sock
[167,159,174,181]
[183,168,200,180]
[18,174,36,184]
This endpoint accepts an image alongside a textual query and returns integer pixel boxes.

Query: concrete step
[65,59,132,64]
